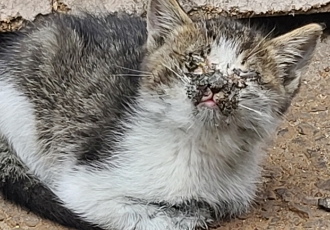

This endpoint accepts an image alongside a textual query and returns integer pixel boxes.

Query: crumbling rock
[2,0,330,25]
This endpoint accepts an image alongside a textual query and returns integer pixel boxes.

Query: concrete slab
[1,0,330,23]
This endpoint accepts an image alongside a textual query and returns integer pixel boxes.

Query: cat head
[140,0,323,132]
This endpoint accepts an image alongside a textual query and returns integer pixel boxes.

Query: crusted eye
[185,61,198,71]
[186,54,205,71]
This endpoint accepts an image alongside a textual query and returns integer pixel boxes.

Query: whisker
[186,120,195,132]
[162,64,189,84]
[245,27,275,60]
[203,20,209,44]
[245,48,266,61]
[236,105,264,138]
[274,107,290,122]
[113,64,152,75]
[173,63,190,83]
[238,104,264,116]
[251,125,263,139]
[111,74,152,78]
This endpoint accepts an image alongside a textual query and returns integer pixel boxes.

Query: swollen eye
[186,55,205,71]
[186,62,198,71]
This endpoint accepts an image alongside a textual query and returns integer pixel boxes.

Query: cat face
[141,0,323,128]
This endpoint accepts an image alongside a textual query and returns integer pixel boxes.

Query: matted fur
[0,0,323,229]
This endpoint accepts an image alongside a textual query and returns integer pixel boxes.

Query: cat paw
[133,214,211,230]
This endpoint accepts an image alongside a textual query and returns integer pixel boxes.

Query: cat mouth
[197,86,239,116]
[199,88,217,107]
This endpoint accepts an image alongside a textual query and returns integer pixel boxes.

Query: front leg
[55,180,215,230]
[134,199,215,230]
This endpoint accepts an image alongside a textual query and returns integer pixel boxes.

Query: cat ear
[146,0,192,50]
[267,23,324,95]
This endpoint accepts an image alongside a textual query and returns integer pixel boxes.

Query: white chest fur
[114,88,263,206]
[53,85,271,229]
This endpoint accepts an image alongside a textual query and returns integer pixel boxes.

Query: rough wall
[1,0,330,23]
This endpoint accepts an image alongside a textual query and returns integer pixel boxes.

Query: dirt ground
[1,13,330,230]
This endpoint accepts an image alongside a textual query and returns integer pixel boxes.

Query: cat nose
[203,87,212,96]
[210,87,221,94]
[200,85,221,95]
[201,88,213,102]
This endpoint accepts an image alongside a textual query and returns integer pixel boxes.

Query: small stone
[310,106,328,112]
[0,212,5,221]
[303,219,326,228]
[297,122,316,136]
[292,217,303,226]
[318,197,330,211]
[315,191,323,197]
[315,134,326,141]
[277,128,288,136]
[301,196,319,206]
[291,137,304,144]
[275,187,288,196]
[315,179,330,191]
[260,210,272,220]
[7,216,20,228]
[24,216,40,227]
[268,217,280,228]
[288,203,311,219]
[275,187,292,202]
[266,190,277,200]
[305,148,318,158]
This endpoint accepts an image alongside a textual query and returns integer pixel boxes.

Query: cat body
[0,0,323,229]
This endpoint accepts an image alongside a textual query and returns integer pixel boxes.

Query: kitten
[0,0,323,229]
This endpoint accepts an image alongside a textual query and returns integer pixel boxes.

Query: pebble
[24,216,40,227]
[303,219,326,228]
[300,196,319,206]
[315,179,330,191]
[288,203,311,219]
[277,128,288,136]
[318,197,330,211]
[7,216,20,228]
[266,190,277,200]
[297,122,316,136]
[267,217,280,229]
[0,211,5,221]
[275,187,292,202]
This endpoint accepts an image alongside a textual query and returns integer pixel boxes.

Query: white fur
[0,42,279,230]
[0,80,73,185]
[54,81,276,230]
[51,42,282,230]
[208,38,245,73]
[0,81,40,172]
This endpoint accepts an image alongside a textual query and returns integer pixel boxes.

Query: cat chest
[118,130,239,203]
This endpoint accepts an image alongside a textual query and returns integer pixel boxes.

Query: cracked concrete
[1,0,330,23]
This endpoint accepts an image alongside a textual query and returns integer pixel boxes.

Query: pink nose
[201,88,213,102]
[200,88,217,107]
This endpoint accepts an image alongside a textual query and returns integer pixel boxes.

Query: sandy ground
[1,13,330,230]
